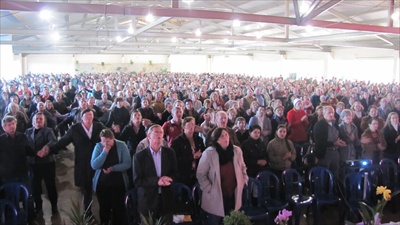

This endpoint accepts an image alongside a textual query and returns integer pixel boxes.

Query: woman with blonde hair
[382,112,400,162]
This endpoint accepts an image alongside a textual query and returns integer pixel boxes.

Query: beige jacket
[196,145,248,217]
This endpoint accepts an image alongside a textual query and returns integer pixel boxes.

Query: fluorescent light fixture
[171,37,177,43]
[305,25,313,32]
[195,28,202,36]
[145,13,154,22]
[40,9,51,20]
[299,1,311,15]
[51,32,60,41]
[233,19,241,27]
[392,11,399,21]
[116,36,122,42]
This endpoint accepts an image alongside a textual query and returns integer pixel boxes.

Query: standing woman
[196,127,248,225]
[382,112,400,162]
[91,129,131,225]
[360,118,387,164]
[171,117,205,187]
[267,125,296,176]
[119,110,147,156]
[338,109,361,163]
[241,125,268,178]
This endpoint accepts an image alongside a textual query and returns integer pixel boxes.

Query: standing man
[132,124,178,223]
[25,112,58,214]
[314,106,347,176]
[51,109,105,215]
[205,111,240,147]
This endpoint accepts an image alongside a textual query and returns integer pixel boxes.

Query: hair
[340,109,353,119]
[235,116,245,124]
[368,105,378,112]
[249,124,261,133]
[130,109,142,120]
[368,117,380,125]
[385,112,398,128]
[183,99,192,104]
[32,112,47,126]
[172,106,182,114]
[203,99,211,105]
[147,124,163,135]
[277,124,287,131]
[323,105,334,115]
[182,116,195,127]
[210,127,228,144]
[100,128,114,139]
[115,97,124,103]
[81,108,95,117]
[2,115,17,128]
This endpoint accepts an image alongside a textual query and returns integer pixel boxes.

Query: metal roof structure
[1,0,399,55]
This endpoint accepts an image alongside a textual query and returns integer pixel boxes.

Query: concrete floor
[32,145,400,225]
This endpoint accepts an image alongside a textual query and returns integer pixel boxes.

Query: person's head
[215,111,228,128]
[250,101,259,112]
[368,118,380,132]
[32,112,46,129]
[165,101,173,112]
[352,101,363,112]
[115,97,124,108]
[256,106,266,117]
[368,105,378,118]
[172,106,183,121]
[2,116,17,136]
[340,109,353,124]
[203,99,211,108]
[336,102,345,113]
[45,100,54,110]
[293,98,302,110]
[276,124,287,139]
[141,98,149,108]
[211,127,230,149]
[88,96,95,107]
[184,99,193,110]
[323,106,335,122]
[100,129,115,149]
[81,108,94,125]
[380,98,387,108]
[7,102,19,114]
[173,100,184,109]
[249,124,261,140]
[79,98,88,109]
[274,105,284,117]
[386,112,399,127]
[227,108,237,120]
[182,117,196,135]
[235,117,246,130]
[11,95,19,104]
[147,124,164,148]
[130,110,142,124]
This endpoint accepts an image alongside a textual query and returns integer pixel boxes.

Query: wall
[1,49,399,83]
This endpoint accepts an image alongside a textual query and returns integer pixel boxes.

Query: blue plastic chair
[171,183,198,224]
[0,199,18,225]
[282,168,313,225]
[308,166,342,225]
[0,182,29,225]
[379,158,399,213]
[343,171,374,221]
[240,177,269,224]
[256,171,288,219]
[124,187,140,225]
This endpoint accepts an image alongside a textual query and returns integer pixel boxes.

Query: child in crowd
[234,116,249,143]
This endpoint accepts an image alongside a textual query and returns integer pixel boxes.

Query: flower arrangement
[358,186,400,225]
[274,209,292,225]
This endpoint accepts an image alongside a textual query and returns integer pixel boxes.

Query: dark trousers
[30,162,58,209]
[96,185,127,225]
[81,184,93,214]
[204,195,234,225]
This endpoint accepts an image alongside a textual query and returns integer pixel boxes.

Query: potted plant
[63,199,95,225]
[223,210,252,225]
[140,212,166,225]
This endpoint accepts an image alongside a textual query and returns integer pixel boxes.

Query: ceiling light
[40,9,51,20]
[305,25,313,32]
[299,1,311,15]
[51,32,60,41]
[171,37,177,43]
[127,26,134,34]
[145,13,154,22]
[195,28,202,36]
[233,19,241,27]
[182,0,194,3]
[116,36,122,42]
[256,33,262,39]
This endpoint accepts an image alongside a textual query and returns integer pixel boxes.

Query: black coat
[119,123,147,156]
[313,118,346,159]
[241,137,268,177]
[132,146,178,217]
[51,122,105,188]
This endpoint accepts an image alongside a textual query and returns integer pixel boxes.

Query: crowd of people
[0,72,400,225]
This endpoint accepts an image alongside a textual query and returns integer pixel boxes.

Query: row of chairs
[124,157,399,225]
[0,182,30,225]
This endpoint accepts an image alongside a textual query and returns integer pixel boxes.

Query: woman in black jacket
[171,117,205,187]
[241,124,268,177]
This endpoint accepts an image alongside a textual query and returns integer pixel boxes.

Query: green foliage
[101,62,105,66]
[116,67,122,71]
[130,60,134,65]
[63,199,95,225]
[140,212,166,225]
[223,210,252,225]
[148,60,153,65]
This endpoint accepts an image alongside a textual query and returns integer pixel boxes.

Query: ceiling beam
[292,0,301,25]
[1,1,398,34]
[301,0,343,24]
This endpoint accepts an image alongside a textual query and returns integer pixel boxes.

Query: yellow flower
[383,189,392,201]
[376,186,387,195]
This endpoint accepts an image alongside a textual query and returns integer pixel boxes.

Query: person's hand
[158,176,173,186]
[37,145,50,158]
[157,113,162,120]
[360,136,371,144]
[142,119,151,127]
[112,124,120,133]
[301,115,308,122]
[103,167,113,174]
[257,159,267,166]
[334,138,347,147]
[283,151,292,160]
[395,135,400,143]
[193,150,202,159]
[103,144,112,154]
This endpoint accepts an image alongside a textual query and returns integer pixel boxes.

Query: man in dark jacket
[51,109,105,215]
[132,124,178,223]
[313,106,347,176]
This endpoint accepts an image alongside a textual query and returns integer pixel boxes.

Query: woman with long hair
[360,117,387,164]
[382,112,400,162]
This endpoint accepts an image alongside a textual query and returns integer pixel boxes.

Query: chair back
[282,168,304,202]
[242,177,262,207]
[379,158,399,189]
[256,171,281,201]
[0,199,17,225]
[124,187,139,225]
[344,171,372,205]
[0,182,29,223]
[308,166,335,197]
[191,183,202,217]
[171,183,194,216]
